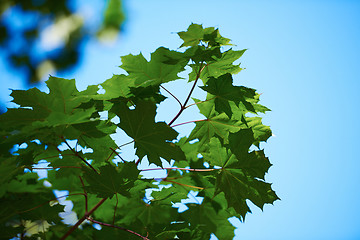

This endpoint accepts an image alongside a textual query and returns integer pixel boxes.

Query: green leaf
[99,74,133,99]
[204,135,279,219]
[182,201,236,239]
[129,85,166,104]
[111,101,185,166]
[200,73,257,117]
[83,162,139,198]
[0,157,23,188]
[120,47,187,87]
[190,48,246,82]
[178,23,231,48]
[187,99,242,151]
[151,186,188,205]
[117,199,178,227]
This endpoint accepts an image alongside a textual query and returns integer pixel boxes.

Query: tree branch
[168,63,206,126]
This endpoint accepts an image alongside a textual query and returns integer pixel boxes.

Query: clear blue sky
[1,1,360,239]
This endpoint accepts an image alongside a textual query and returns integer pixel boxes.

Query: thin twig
[60,198,107,240]
[168,63,206,126]
[160,85,183,107]
[87,217,150,240]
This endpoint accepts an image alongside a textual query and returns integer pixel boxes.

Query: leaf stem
[106,140,134,162]
[140,167,218,172]
[60,198,107,240]
[110,147,125,163]
[160,85,183,107]
[118,140,135,149]
[168,63,206,126]
[86,217,150,240]
[170,119,206,128]
[62,137,99,174]
[184,96,217,109]
[164,179,204,190]
[113,193,119,225]
[31,166,81,170]
[79,176,88,212]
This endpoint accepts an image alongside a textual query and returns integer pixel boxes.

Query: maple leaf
[120,47,187,87]
[200,73,257,117]
[111,101,185,166]
[203,134,279,219]
[188,48,246,82]
[188,98,272,151]
[178,23,231,48]
[182,202,236,239]
[187,99,244,151]
[151,186,188,205]
[83,162,139,198]
[99,74,133,99]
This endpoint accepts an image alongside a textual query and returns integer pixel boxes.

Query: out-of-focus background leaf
[0,0,125,112]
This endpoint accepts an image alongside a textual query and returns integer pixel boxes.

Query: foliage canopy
[0,23,279,239]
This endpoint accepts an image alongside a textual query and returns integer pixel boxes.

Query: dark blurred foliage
[0,0,125,84]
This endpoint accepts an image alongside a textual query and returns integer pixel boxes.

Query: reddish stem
[168,63,206,126]
[184,96,217,109]
[60,198,107,240]
[140,167,218,172]
[170,119,206,128]
[62,137,99,174]
[160,85,183,107]
[79,176,88,212]
[113,193,119,225]
[87,217,149,240]
[110,147,125,163]
[164,179,204,190]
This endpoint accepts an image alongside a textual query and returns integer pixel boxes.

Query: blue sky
[1,1,360,239]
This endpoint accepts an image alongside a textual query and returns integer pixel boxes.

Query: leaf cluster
[0,23,278,239]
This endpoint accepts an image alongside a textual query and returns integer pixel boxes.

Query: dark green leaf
[83,162,139,198]
[111,101,185,166]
